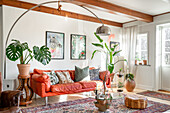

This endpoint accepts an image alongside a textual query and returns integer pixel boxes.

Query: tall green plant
[91,33,126,74]
[6,39,51,65]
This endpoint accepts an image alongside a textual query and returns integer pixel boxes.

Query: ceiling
[18,0,170,24]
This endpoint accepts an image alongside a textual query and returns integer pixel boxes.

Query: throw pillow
[75,66,89,82]
[43,71,59,85]
[56,72,67,84]
[62,71,74,83]
[89,68,100,80]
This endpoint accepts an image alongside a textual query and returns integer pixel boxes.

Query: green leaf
[108,63,114,74]
[6,43,22,61]
[21,42,29,51]
[33,46,51,65]
[92,43,103,48]
[105,43,110,52]
[110,44,118,51]
[94,32,103,43]
[91,50,100,59]
[112,50,122,56]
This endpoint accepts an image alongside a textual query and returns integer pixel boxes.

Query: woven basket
[125,95,148,109]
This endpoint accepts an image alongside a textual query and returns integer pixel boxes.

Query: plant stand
[17,75,33,106]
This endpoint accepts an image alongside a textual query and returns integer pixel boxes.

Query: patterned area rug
[137,91,170,101]
[21,97,170,113]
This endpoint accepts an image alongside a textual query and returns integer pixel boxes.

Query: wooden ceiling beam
[1,0,122,27]
[71,0,153,22]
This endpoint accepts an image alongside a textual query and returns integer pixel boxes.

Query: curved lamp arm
[4,0,104,79]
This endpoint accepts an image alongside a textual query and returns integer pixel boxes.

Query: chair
[0,72,23,113]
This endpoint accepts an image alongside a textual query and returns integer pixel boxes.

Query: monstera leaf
[6,42,22,61]
[33,46,51,65]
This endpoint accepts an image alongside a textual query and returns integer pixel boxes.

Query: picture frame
[46,31,64,59]
[110,41,120,56]
[70,34,86,60]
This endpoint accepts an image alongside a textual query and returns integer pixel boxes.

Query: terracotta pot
[143,60,147,65]
[135,60,137,65]
[17,64,30,76]
[139,63,142,65]
[124,80,136,92]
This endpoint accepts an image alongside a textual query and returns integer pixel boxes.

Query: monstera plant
[6,39,51,76]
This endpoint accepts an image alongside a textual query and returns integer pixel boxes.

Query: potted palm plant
[91,33,126,112]
[6,39,51,77]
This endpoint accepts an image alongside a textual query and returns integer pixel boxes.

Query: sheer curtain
[122,26,138,74]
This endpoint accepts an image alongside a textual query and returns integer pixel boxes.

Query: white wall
[123,13,170,91]
[2,5,121,79]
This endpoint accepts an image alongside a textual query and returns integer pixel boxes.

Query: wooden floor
[21,88,170,109]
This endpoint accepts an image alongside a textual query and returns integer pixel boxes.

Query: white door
[161,26,170,91]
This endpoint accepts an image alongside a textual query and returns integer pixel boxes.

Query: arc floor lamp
[3,0,111,79]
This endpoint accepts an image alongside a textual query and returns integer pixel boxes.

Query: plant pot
[139,63,142,65]
[124,80,136,92]
[143,60,147,65]
[135,60,137,65]
[95,95,111,112]
[17,64,30,76]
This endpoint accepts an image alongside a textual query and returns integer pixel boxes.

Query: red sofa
[30,69,111,105]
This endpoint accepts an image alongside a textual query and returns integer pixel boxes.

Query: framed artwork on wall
[46,31,64,59]
[110,41,120,56]
[70,34,86,60]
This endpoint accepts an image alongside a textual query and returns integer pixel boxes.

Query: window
[135,33,148,65]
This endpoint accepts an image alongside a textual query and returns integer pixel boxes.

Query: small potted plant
[6,39,51,77]
[143,60,147,65]
[124,73,136,92]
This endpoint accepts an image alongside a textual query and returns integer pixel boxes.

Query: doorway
[158,24,170,91]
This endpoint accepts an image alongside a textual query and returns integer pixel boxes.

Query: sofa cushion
[62,71,74,83]
[32,74,51,92]
[89,68,100,80]
[56,72,67,84]
[43,71,59,85]
[75,66,89,82]
[78,81,96,89]
[51,83,82,93]
[67,70,75,81]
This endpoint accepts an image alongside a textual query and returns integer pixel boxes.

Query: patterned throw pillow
[43,71,59,85]
[89,68,100,80]
[56,72,67,84]
[62,71,74,83]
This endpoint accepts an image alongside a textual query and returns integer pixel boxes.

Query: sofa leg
[35,93,37,100]
[45,97,48,106]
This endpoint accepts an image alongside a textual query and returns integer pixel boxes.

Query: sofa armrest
[31,80,47,97]
[31,74,51,92]
[99,71,111,86]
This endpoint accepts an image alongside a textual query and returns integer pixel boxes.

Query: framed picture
[110,41,120,56]
[46,31,64,59]
[70,34,86,60]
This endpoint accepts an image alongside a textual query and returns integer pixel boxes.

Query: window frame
[135,32,149,66]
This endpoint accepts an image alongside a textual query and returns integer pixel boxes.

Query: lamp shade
[96,25,111,36]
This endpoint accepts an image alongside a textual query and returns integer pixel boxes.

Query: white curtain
[122,26,138,74]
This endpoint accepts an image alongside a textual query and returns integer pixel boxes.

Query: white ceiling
[104,0,170,15]
[18,0,170,23]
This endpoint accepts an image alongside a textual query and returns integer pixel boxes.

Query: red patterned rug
[137,91,170,101]
[21,97,170,113]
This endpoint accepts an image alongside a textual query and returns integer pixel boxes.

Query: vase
[124,80,136,92]
[17,64,30,76]
[95,94,111,112]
